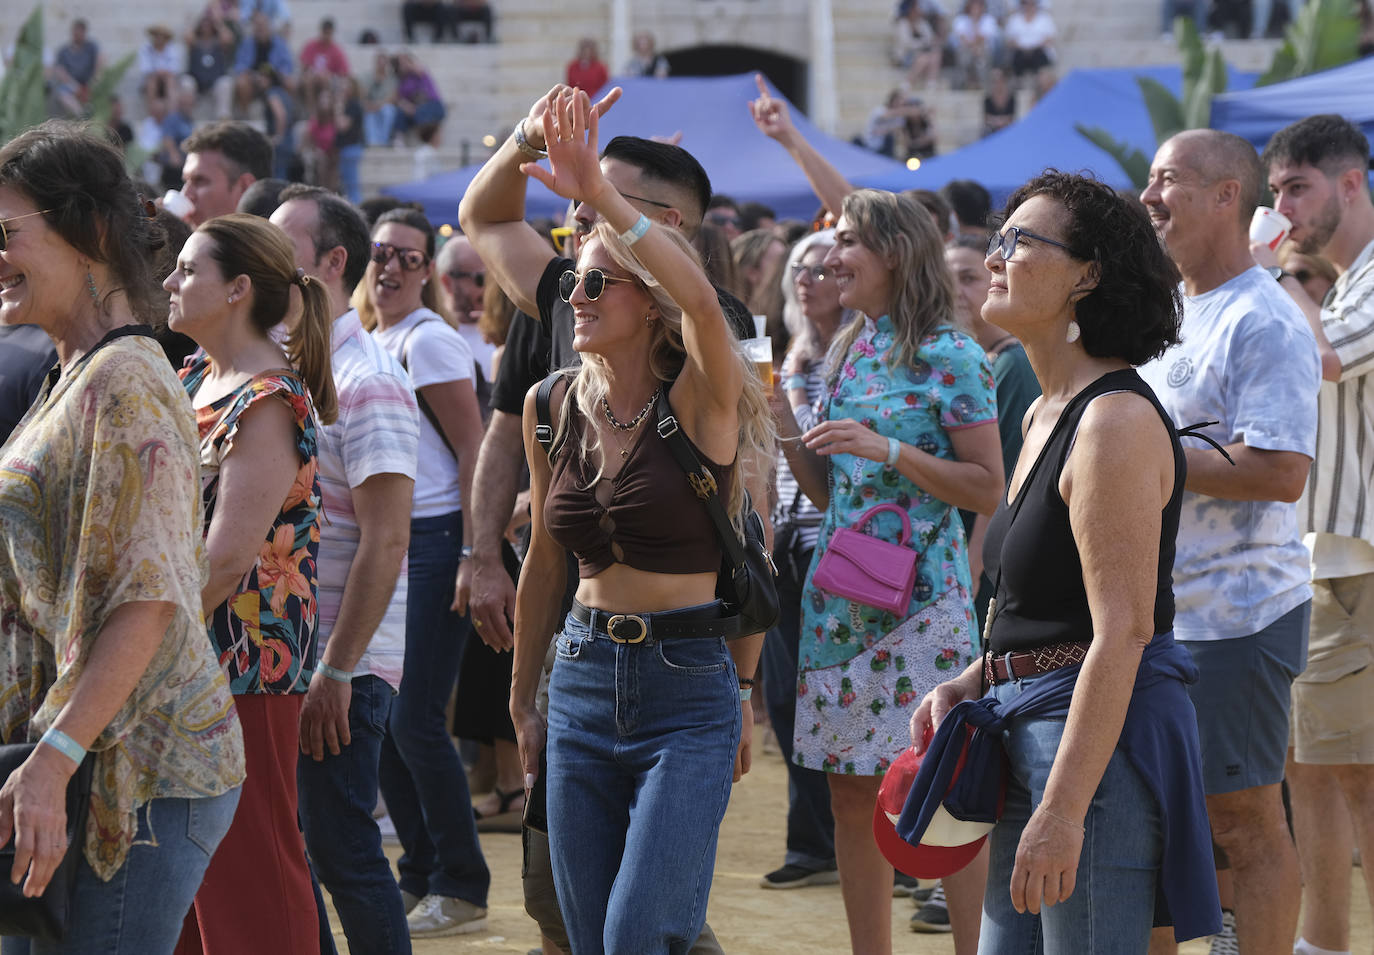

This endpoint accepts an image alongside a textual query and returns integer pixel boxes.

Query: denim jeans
[759,544,835,869]
[363,106,397,147]
[3,788,241,955]
[337,144,364,204]
[378,512,490,906]
[299,674,411,954]
[546,607,740,955]
[979,676,1162,954]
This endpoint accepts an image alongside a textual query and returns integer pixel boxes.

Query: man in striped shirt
[1260,114,1374,955]
[271,186,422,953]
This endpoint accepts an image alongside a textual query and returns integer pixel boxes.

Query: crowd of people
[4,7,1374,955]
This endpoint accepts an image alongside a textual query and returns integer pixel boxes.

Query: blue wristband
[619,214,651,247]
[40,728,86,765]
[316,661,354,684]
[739,687,753,702]
[784,374,808,391]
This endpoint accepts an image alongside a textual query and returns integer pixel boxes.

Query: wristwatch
[1265,266,1295,283]
[458,544,474,562]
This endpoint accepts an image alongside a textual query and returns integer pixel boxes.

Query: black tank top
[983,369,1185,655]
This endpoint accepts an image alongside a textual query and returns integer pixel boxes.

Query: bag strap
[533,371,564,455]
[398,317,459,460]
[654,390,748,570]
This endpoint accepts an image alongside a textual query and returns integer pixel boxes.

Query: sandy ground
[336,727,1373,954]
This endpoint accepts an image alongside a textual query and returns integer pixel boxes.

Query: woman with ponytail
[163,212,333,954]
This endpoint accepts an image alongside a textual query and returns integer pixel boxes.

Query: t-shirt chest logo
[1166,357,1194,388]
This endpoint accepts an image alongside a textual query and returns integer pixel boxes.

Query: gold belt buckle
[605,614,648,644]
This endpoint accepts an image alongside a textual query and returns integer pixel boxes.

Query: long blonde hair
[826,189,956,388]
[556,221,775,533]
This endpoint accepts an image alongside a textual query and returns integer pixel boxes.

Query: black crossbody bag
[534,374,780,637]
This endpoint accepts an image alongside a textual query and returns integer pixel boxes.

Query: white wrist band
[885,437,901,467]
[620,214,651,246]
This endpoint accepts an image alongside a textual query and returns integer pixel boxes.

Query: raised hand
[521,89,612,205]
[522,84,623,155]
[748,72,796,143]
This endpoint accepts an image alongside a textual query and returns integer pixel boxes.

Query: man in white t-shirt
[1259,114,1374,955]
[270,187,421,953]
[1138,129,1321,955]
[436,235,497,404]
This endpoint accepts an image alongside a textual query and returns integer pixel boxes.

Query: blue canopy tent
[1210,57,1374,154]
[854,65,1255,206]
[384,73,912,226]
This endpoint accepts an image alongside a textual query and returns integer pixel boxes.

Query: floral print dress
[181,354,321,695]
[794,319,996,776]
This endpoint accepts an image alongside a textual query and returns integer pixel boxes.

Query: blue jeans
[378,512,489,906]
[337,144,363,204]
[364,105,397,146]
[979,677,1162,954]
[2,788,241,955]
[546,607,739,955]
[760,543,835,869]
[299,674,411,954]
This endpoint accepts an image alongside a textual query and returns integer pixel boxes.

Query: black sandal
[473,786,525,832]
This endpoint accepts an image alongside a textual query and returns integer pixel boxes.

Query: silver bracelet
[316,661,354,684]
[513,119,546,160]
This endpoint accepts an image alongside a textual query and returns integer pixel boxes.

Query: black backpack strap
[534,371,564,455]
[398,317,460,460]
[655,390,747,569]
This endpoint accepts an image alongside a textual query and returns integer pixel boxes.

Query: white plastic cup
[742,336,774,388]
[752,313,767,338]
[1250,206,1291,252]
[162,189,193,221]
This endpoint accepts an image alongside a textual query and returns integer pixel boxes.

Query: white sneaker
[1208,909,1238,955]
[406,893,488,938]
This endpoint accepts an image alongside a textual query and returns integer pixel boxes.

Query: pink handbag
[812,503,931,614]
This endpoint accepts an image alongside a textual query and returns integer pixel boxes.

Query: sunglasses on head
[449,270,484,287]
[371,242,428,271]
[558,268,637,302]
[0,209,55,252]
[986,225,1074,261]
[790,263,828,283]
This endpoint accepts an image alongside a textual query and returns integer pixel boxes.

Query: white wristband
[885,437,901,467]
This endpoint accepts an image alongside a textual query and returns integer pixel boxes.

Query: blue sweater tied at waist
[895,632,1222,942]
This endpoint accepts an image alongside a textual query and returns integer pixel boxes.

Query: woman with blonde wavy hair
[164,212,335,953]
[777,188,1004,954]
[511,88,773,954]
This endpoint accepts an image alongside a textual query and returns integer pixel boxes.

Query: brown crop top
[544,392,734,577]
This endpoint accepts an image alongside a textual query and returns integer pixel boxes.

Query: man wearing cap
[1137,128,1320,955]
[1259,113,1374,955]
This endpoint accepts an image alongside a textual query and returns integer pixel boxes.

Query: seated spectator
[139,23,181,112]
[624,30,670,77]
[413,122,442,180]
[1250,0,1299,36]
[982,67,1016,135]
[239,0,291,30]
[159,78,199,190]
[949,0,1001,89]
[106,94,135,149]
[300,17,350,79]
[892,2,942,88]
[1159,0,1210,37]
[1004,0,1056,81]
[364,54,399,147]
[234,11,294,82]
[452,0,495,43]
[393,53,446,143]
[565,39,608,97]
[861,90,935,161]
[136,95,173,186]
[861,88,908,157]
[256,66,299,180]
[336,77,366,202]
[50,18,102,117]
[185,14,236,119]
[303,86,341,191]
[403,0,448,43]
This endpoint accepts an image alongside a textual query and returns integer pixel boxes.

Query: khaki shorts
[1292,574,1374,765]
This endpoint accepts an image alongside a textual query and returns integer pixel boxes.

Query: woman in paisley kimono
[164,213,336,954]
[777,188,1004,955]
[0,121,245,952]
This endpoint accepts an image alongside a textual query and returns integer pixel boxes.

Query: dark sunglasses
[371,242,428,271]
[707,212,740,229]
[449,270,485,287]
[0,209,54,252]
[558,268,637,302]
[620,191,672,210]
[986,226,1074,261]
[790,263,829,283]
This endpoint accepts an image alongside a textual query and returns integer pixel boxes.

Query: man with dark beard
[1259,114,1374,955]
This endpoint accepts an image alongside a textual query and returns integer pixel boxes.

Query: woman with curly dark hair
[909,171,1221,951]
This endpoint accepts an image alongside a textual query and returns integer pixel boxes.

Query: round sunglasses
[558,268,637,302]
[371,242,429,271]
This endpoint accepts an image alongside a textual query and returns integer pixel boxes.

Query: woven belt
[984,641,1092,686]
[570,600,740,643]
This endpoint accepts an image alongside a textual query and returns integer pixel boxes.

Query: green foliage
[1257,0,1360,84]
[1074,124,1152,187]
[0,7,136,146]
[0,7,47,143]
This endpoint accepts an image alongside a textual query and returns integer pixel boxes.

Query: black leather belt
[571,600,740,643]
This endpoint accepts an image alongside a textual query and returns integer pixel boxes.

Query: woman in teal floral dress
[166,213,338,954]
[778,189,1003,955]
